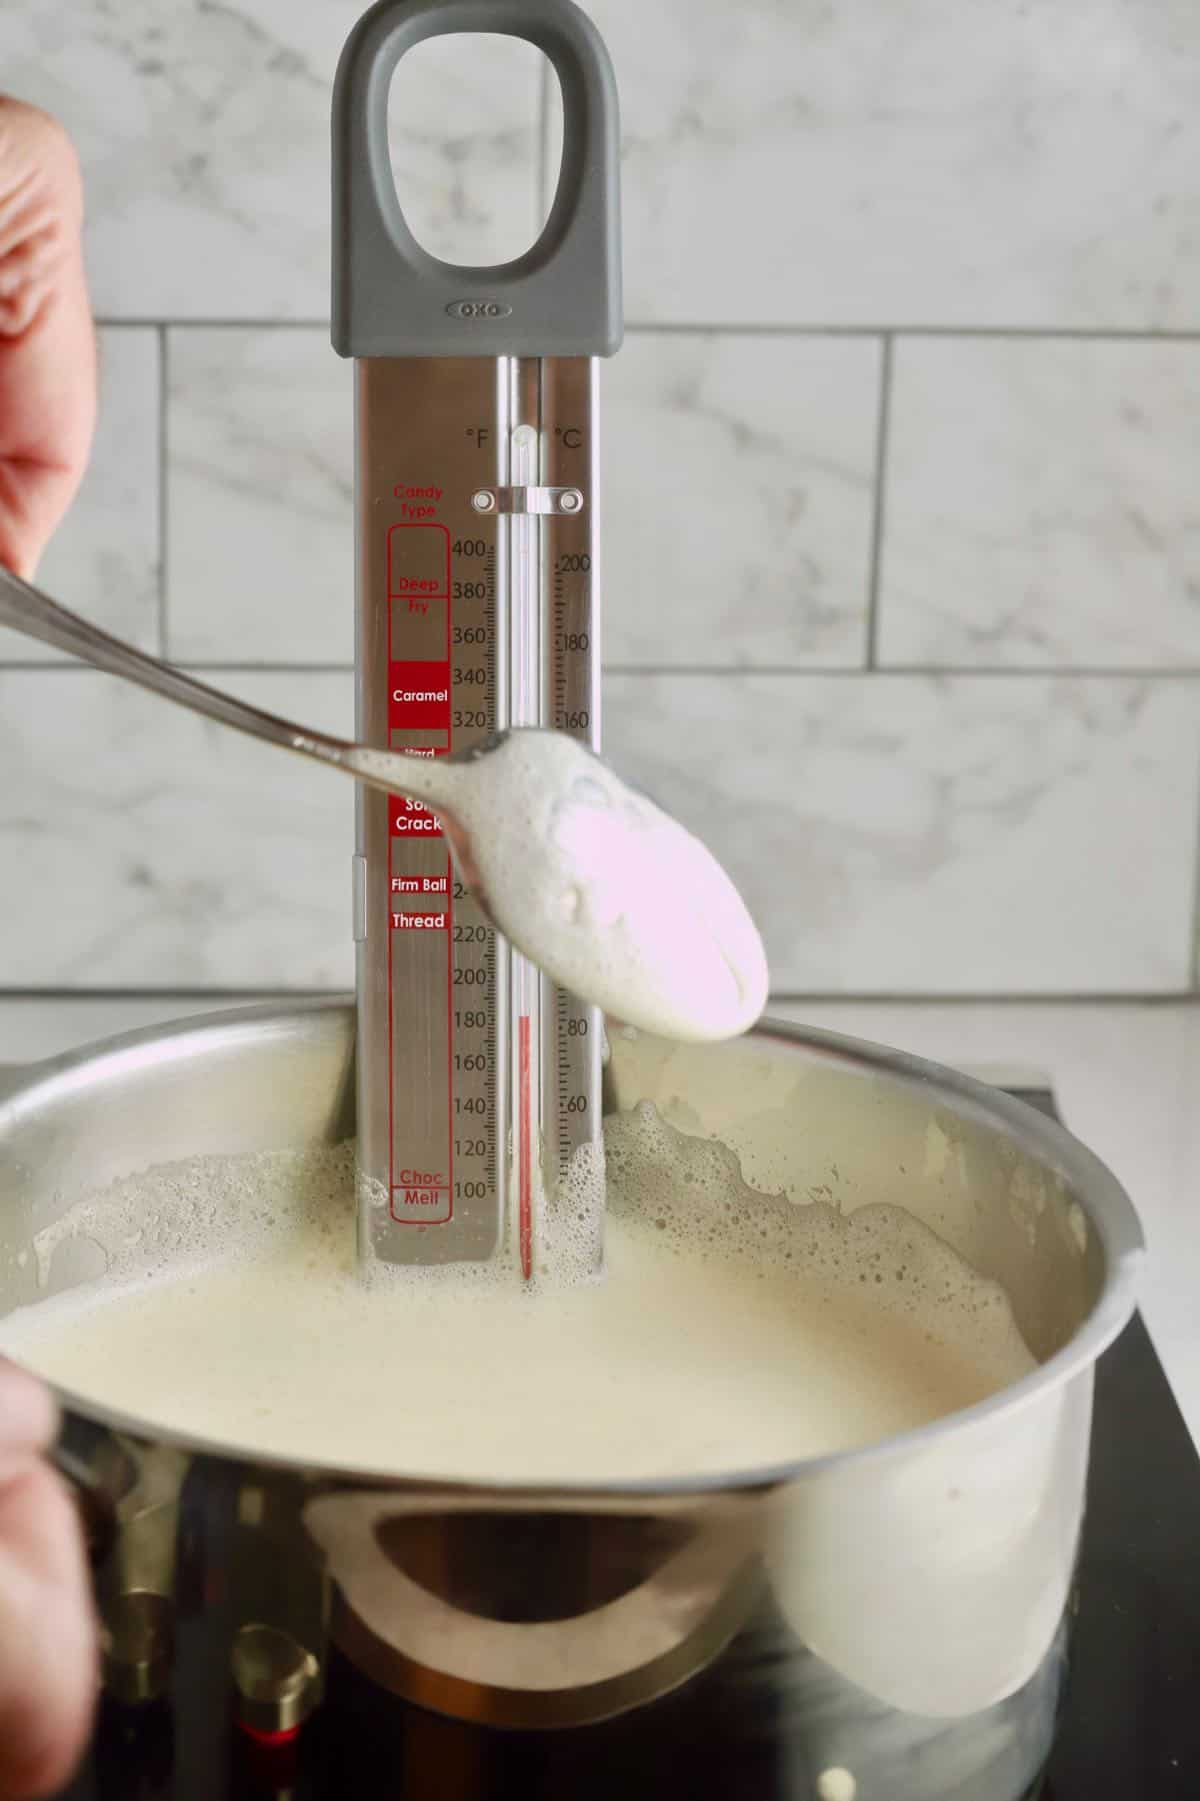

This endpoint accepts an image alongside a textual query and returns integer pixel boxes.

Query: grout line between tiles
[766,992,1200,1007]
[95,319,330,332]
[0,989,347,1003]
[1188,779,1200,992]
[179,662,355,675]
[622,324,1200,342]
[0,662,356,676]
[7,662,1200,680]
[864,334,893,670]
[0,988,1196,1006]
[157,326,168,657]
[92,318,1200,342]
[600,664,1200,680]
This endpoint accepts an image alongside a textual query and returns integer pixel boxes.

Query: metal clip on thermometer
[332,0,622,1273]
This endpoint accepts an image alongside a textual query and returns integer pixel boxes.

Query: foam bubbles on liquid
[34,1142,359,1294]
[1,1106,1036,1482]
[573,1103,1036,1395]
[356,1133,606,1297]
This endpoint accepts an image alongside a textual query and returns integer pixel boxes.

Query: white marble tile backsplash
[167,330,353,664]
[603,674,1200,995]
[879,338,1200,669]
[603,334,879,669]
[578,0,1200,329]
[2,0,1199,995]
[0,669,354,991]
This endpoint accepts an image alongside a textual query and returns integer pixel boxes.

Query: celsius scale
[332,0,621,1274]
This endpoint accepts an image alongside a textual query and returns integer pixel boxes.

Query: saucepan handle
[302,1485,768,1726]
[49,1443,118,1568]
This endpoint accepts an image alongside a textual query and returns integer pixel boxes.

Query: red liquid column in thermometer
[518,1012,532,1279]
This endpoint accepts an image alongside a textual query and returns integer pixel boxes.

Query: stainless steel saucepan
[0,1002,1141,1799]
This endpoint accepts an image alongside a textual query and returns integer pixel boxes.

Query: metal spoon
[0,560,486,893]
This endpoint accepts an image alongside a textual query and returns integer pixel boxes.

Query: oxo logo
[446,299,512,320]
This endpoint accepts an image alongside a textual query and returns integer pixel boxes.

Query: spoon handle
[0,558,359,769]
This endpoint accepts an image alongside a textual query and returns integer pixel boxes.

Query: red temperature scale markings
[387,512,535,1276]
[387,518,454,1228]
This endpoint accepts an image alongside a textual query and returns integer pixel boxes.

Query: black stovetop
[58,1088,1200,1800]
[1041,1303,1200,1796]
[1010,1090,1200,1799]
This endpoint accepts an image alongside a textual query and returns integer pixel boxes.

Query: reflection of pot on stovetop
[0,1000,1140,1801]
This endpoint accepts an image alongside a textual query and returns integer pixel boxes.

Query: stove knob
[231,1624,320,1739]
[99,1590,175,1706]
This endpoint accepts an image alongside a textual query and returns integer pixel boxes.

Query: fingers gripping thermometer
[332,0,622,1273]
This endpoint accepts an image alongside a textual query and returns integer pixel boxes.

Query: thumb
[0,97,95,579]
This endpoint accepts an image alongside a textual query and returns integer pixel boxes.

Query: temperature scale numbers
[542,359,602,1200]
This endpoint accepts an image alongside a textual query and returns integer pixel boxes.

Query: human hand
[0,98,101,1797]
[0,96,96,578]
[0,1360,96,1799]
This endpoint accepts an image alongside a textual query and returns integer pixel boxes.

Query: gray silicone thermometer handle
[332,0,622,358]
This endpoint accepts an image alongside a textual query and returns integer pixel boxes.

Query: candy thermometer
[332,0,622,1270]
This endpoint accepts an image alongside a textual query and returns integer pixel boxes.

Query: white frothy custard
[0,1107,1035,1483]
[348,730,769,1043]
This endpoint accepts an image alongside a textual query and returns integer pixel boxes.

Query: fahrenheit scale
[332,0,622,1268]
